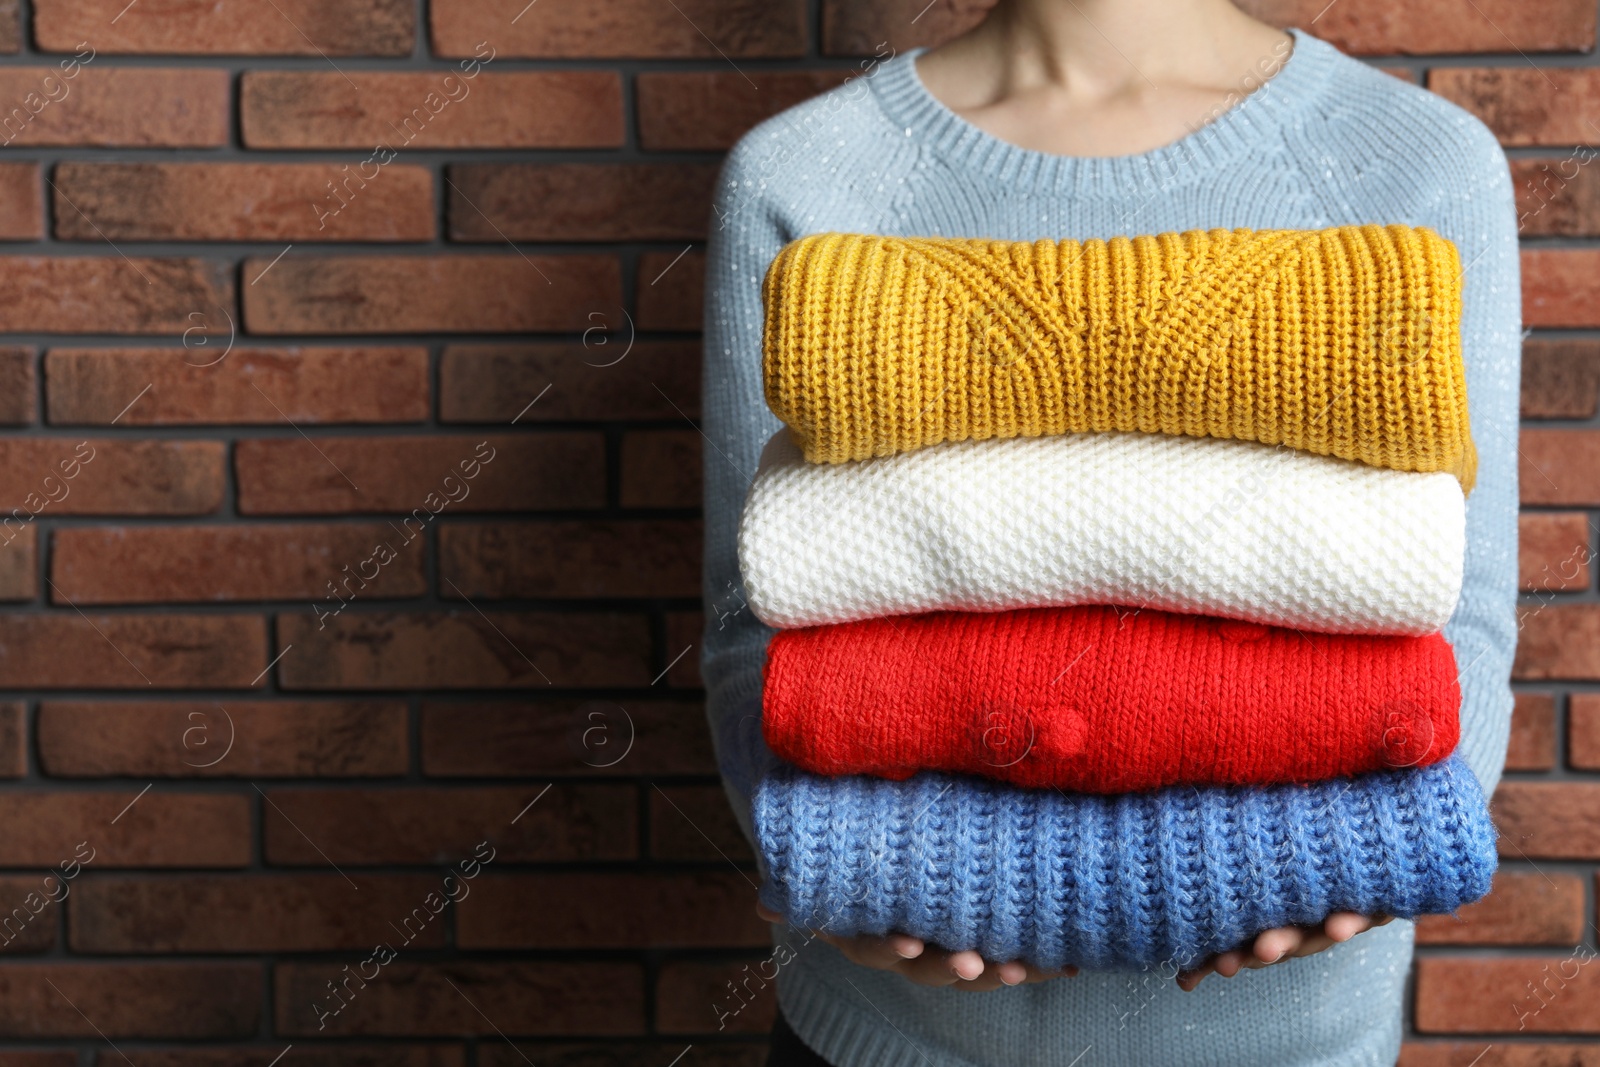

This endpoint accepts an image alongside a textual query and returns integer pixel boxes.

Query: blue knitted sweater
[755,756,1497,973]
[700,28,1519,1067]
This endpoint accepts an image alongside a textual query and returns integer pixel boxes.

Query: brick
[0,347,32,424]
[1431,69,1600,146]
[0,68,228,146]
[262,785,636,864]
[1524,339,1600,418]
[0,792,247,866]
[422,701,714,777]
[235,434,603,515]
[99,1050,463,1067]
[650,784,754,864]
[1570,693,1600,770]
[620,431,701,508]
[241,72,623,149]
[1524,251,1600,328]
[0,525,35,601]
[0,703,23,778]
[276,961,644,1037]
[0,2,15,54]
[36,0,413,55]
[638,71,851,150]
[278,611,650,689]
[1400,1045,1600,1067]
[1507,692,1557,772]
[448,164,717,242]
[53,163,434,242]
[1519,513,1591,591]
[0,964,257,1037]
[822,0,988,54]
[826,8,1548,61]
[0,1054,72,1067]
[458,873,765,948]
[1240,0,1595,54]
[0,257,230,333]
[825,6,1600,63]
[47,347,430,426]
[636,251,704,332]
[1517,604,1600,680]
[37,701,408,778]
[0,614,263,689]
[440,521,701,599]
[1495,782,1600,858]
[480,1047,762,1067]
[664,612,703,688]
[0,164,39,239]
[0,876,64,952]
[1514,159,1600,237]
[657,958,776,1034]
[72,874,447,953]
[53,523,425,604]
[1521,430,1600,505]
[439,342,699,423]
[0,439,222,515]
[243,255,619,335]
[1415,871,1584,945]
[430,0,803,57]
[1415,956,1600,1033]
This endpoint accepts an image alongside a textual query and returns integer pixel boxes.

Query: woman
[700,1,1519,1063]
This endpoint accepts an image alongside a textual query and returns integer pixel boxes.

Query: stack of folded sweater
[738,224,1497,973]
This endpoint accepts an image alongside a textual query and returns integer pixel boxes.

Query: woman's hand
[1175,913,1393,991]
[757,903,1078,990]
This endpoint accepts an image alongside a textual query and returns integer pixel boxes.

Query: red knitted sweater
[762,606,1460,792]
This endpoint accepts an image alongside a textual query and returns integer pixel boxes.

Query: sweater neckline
[869,26,1333,198]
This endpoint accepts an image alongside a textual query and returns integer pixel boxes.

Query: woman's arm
[699,140,789,845]
[1434,118,1523,799]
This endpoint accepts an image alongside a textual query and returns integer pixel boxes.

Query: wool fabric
[740,429,1466,634]
[754,755,1496,973]
[763,605,1461,791]
[763,224,1475,490]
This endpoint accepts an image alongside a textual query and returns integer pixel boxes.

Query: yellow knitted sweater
[762,224,1475,491]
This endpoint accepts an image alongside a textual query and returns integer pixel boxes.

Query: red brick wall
[0,0,1590,1063]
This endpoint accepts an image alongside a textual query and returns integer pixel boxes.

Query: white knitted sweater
[739,429,1465,634]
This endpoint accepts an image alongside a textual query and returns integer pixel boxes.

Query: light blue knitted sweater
[700,28,1519,1067]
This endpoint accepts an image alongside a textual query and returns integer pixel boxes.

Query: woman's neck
[916,0,1293,157]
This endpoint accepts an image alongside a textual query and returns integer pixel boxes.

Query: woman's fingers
[901,947,990,987]
[948,949,986,981]
[993,960,1029,986]
[1175,962,1215,991]
[1252,924,1306,964]
[1182,913,1394,990]
[1212,949,1247,978]
[752,901,1080,990]
[1324,912,1389,942]
[815,930,917,972]
[887,933,926,959]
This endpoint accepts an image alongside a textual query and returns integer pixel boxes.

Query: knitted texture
[740,429,1465,634]
[763,606,1461,791]
[754,755,1496,972]
[762,224,1476,491]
